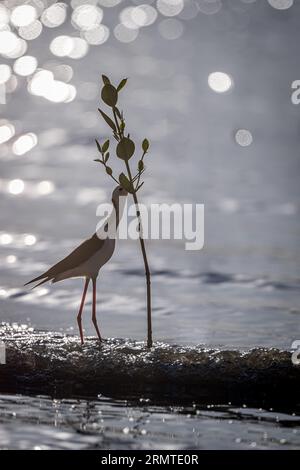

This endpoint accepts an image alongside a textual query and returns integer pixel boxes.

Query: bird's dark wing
[25,233,105,286]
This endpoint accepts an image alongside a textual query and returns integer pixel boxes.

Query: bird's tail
[24,274,50,289]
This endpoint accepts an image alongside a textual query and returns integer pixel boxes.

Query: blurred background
[0,0,299,349]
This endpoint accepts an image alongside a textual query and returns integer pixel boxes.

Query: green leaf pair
[100,76,127,108]
[119,173,134,193]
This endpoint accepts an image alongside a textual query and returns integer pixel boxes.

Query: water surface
[1,0,300,450]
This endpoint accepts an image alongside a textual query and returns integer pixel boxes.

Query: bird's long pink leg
[77,278,90,345]
[92,278,102,342]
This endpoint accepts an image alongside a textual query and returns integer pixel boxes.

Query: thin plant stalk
[95,76,153,348]
[112,109,153,349]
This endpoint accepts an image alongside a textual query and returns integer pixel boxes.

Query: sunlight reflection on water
[1,0,300,450]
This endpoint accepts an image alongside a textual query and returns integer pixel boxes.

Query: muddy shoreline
[0,324,299,410]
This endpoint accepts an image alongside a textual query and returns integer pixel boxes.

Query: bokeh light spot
[83,24,110,45]
[0,31,19,55]
[28,69,76,103]
[132,5,158,27]
[14,56,38,76]
[13,133,38,155]
[0,233,13,245]
[50,35,74,57]
[198,0,222,15]
[41,3,67,28]
[0,5,10,27]
[235,129,253,147]
[19,20,43,40]
[7,38,28,59]
[114,23,139,43]
[47,80,72,102]
[120,7,140,30]
[68,37,89,59]
[64,84,77,102]
[268,0,294,9]
[158,18,184,40]
[179,0,199,20]
[6,255,17,264]
[157,0,184,17]
[28,70,54,96]
[11,5,37,27]
[0,120,15,144]
[37,180,55,195]
[51,64,74,82]
[208,72,233,93]
[24,234,37,246]
[8,179,25,195]
[72,5,103,31]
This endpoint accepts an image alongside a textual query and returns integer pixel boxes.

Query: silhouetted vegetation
[95,75,153,348]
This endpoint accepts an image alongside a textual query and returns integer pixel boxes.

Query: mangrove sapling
[94,75,153,348]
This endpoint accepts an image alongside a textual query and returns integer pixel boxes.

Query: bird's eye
[119,188,122,191]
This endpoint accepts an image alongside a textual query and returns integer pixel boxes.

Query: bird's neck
[111,197,126,228]
[112,200,120,227]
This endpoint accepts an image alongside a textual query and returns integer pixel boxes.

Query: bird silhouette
[25,186,128,344]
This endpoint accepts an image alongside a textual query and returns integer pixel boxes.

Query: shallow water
[0,394,299,450]
[0,324,299,449]
[1,0,300,450]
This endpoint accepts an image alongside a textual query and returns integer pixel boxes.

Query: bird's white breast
[79,238,116,278]
[53,238,116,282]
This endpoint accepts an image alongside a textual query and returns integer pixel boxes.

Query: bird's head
[112,185,128,205]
